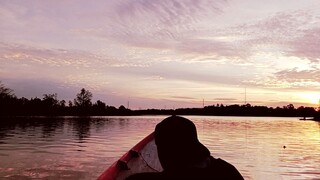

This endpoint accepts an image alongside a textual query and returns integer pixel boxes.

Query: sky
[1,0,320,109]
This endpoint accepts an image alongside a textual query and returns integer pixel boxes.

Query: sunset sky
[1,0,320,109]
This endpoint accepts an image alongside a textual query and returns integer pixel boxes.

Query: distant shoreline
[0,112,318,119]
[1,84,319,119]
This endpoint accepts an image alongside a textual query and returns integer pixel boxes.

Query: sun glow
[299,93,320,106]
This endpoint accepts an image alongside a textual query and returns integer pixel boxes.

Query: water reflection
[71,117,91,142]
[41,119,64,138]
[0,117,121,143]
[0,117,64,139]
[0,116,319,180]
[0,116,126,179]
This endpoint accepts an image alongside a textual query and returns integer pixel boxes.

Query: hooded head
[155,115,210,171]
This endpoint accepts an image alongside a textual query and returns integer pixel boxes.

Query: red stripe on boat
[97,132,155,180]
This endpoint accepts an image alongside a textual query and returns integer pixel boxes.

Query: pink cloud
[275,68,320,83]
[239,9,319,62]
[243,67,320,91]
[175,38,249,59]
[287,28,320,62]
[114,0,226,27]
[110,5,320,63]
[0,43,148,69]
[106,0,229,52]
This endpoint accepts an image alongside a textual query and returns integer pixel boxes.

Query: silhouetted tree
[297,106,316,117]
[0,82,17,115]
[0,82,15,99]
[68,100,73,107]
[59,100,66,108]
[119,105,126,111]
[74,88,92,107]
[43,93,58,107]
[95,100,106,107]
[40,93,59,115]
[286,104,294,110]
[92,100,106,115]
[106,105,117,115]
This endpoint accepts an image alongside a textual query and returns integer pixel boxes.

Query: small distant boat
[299,116,320,121]
[299,117,314,120]
[97,132,162,180]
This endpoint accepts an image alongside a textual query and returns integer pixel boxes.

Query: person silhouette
[126,115,244,180]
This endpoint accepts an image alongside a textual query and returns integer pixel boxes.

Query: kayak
[97,132,163,180]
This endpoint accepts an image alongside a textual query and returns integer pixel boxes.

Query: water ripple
[0,116,319,179]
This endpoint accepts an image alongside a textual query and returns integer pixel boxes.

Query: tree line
[0,82,319,117]
[0,82,130,116]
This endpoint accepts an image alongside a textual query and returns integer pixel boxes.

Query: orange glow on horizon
[298,93,320,107]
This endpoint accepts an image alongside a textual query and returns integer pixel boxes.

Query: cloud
[214,98,237,101]
[2,1,319,64]
[0,43,149,70]
[275,68,320,83]
[113,0,226,32]
[228,8,320,62]
[103,0,230,53]
[287,28,320,62]
[243,67,320,91]
[250,8,320,63]
[111,4,320,62]
[0,42,154,95]
[1,43,84,67]
[142,75,164,80]
[174,38,248,59]
[170,96,198,100]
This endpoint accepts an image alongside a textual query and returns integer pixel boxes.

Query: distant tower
[244,88,247,104]
[203,99,204,108]
[127,97,130,109]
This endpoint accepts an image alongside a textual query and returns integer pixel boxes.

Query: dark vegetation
[1,82,319,117]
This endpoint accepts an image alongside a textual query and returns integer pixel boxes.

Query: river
[0,116,319,179]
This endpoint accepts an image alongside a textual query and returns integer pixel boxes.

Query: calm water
[0,116,319,180]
